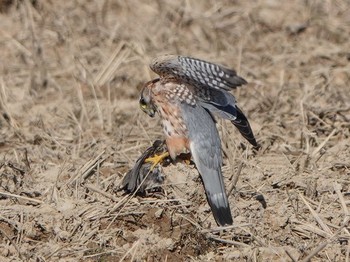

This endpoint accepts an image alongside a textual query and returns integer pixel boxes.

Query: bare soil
[0,0,349,261]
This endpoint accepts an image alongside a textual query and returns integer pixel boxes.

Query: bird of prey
[138,55,258,226]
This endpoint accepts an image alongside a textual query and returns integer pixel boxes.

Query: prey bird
[139,55,258,226]
[120,140,167,194]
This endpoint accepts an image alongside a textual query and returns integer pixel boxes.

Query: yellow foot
[145,151,170,169]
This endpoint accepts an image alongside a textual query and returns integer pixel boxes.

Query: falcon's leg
[145,151,170,169]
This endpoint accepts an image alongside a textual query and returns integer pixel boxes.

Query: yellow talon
[145,152,170,169]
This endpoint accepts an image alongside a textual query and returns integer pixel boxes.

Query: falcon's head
[139,79,158,117]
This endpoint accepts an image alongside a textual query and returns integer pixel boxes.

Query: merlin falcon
[139,55,258,226]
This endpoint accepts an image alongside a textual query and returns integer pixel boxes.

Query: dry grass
[0,0,349,261]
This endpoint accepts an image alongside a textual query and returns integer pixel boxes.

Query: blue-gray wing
[180,102,233,226]
[200,99,259,148]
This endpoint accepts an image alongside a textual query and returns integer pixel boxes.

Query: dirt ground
[0,0,349,261]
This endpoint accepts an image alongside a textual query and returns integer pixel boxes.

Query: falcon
[139,55,258,226]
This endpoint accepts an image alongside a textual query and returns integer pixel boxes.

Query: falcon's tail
[189,140,233,226]
[183,103,233,226]
[199,167,233,226]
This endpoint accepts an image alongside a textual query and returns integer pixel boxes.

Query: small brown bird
[120,140,167,194]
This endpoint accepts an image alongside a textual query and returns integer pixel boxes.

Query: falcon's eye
[139,97,147,108]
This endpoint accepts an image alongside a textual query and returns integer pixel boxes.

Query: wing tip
[230,75,248,88]
[232,106,259,148]
[238,76,248,85]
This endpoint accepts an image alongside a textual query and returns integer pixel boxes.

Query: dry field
[0,0,349,261]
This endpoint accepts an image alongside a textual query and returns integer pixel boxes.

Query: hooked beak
[140,105,156,118]
[147,108,155,118]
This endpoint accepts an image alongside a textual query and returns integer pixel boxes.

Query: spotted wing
[150,55,247,92]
